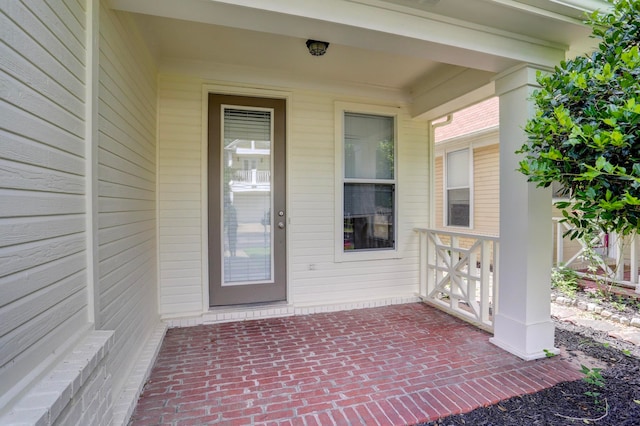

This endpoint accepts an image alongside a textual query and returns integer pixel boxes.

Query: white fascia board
[543,0,612,13]
[110,0,566,71]
[487,0,611,20]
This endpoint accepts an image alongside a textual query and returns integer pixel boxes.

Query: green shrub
[519,0,640,239]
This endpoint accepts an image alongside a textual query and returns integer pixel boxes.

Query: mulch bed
[419,320,640,425]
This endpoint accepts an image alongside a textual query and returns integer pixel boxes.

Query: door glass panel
[222,107,273,285]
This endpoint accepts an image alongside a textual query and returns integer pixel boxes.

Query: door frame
[200,85,292,311]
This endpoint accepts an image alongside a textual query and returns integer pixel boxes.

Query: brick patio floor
[130,303,582,426]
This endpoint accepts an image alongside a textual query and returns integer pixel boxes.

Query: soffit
[112,0,603,114]
[131,14,443,94]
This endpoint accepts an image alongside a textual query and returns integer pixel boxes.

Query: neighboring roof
[434,97,499,143]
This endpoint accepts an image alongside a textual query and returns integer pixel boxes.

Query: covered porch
[112,0,606,360]
[0,1,613,425]
[129,304,581,425]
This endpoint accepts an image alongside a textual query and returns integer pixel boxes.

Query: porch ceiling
[111,0,607,117]
[131,13,445,94]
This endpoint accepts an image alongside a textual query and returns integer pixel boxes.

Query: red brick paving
[130,303,582,425]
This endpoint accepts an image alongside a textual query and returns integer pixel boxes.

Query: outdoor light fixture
[306,39,329,56]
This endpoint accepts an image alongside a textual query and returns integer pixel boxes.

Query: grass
[242,247,270,257]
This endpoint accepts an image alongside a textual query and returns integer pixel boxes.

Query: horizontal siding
[435,157,443,227]
[289,91,429,305]
[157,76,203,315]
[1,2,85,102]
[97,3,158,400]
[1,101,85,157]
[0,0,88,398]
[157,80,430,314]
[2,67,84,139]
[473,144,499,235]
[287,92,336,304]
[0,158,85,193]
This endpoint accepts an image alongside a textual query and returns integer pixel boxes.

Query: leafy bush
[518,0,640,239]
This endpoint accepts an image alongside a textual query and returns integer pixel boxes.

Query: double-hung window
[445,148,471,227]
[339,108,396,256]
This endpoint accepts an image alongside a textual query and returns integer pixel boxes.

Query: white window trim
[443,146,474,229]
[334,102,400,262]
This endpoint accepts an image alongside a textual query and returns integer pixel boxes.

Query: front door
[208,94,286,306]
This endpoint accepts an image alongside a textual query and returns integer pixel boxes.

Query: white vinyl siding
[157,80,429,314]
[157,76,203,316]
[293,93,427,305]
[97,3,158,400]
[473,144,499,235]
[0,0,89,400]
[435,156,444,228]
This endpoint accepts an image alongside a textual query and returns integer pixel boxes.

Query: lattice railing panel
[416,228,499,332]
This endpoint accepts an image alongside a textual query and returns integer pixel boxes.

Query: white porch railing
[415,228,499,332]
[234,169,271,184]
[553,218,640,293]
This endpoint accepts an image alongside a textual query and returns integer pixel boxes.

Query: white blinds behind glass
[446,149,469,188]
[224,108,271,141]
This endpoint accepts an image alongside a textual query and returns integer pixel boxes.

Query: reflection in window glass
[344,184,394,250]
[344,113,394,180]
[222,107,272,284]
[342,111,395,252]
[447,188,470,227]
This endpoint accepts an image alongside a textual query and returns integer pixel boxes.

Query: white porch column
[490,65,556,360]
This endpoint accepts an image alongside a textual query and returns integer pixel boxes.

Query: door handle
[278,222,285,229]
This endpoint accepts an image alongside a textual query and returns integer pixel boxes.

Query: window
[342,112,396,252]
[445,148,471,227]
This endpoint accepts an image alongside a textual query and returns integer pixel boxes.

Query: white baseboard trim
[163,295,421,328]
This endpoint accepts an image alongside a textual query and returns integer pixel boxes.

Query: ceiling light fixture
[306,39,330,56]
